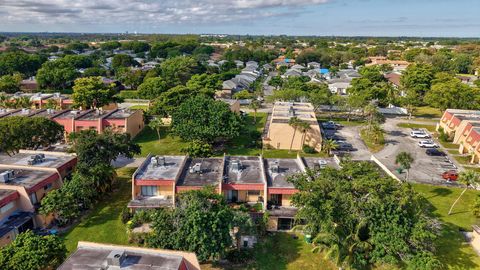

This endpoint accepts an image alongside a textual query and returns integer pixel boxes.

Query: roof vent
[270,161,280,173]
[0,170,14,183]
[189,163,202,174]
[106,250,126,267]
[28,154,45,165]
[151,156,166,168]
[231,160,242,172]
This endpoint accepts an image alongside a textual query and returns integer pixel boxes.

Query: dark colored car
[442,170,458,181]
[426,148,446,156]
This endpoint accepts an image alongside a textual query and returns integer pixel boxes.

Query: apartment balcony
[267,206,298,218]
[128,195,173,209]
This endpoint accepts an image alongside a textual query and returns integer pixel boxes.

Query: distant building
[58,241,200,270]
[366,56,410,71]
[0,150,77,247]
[262,102,322,152]
[0,108,144,138]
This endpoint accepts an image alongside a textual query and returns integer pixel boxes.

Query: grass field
[453,155,473,165]
[134,112,327,158]
[317,116,365,127]
[397,122,437,132]
[412,183,480,269]
[129,105,150,111]
[412,106,443,118]
[440,141,459,149]
[62,167,135,253]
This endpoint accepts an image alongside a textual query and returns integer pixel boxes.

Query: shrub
[128,210,155,230]
[121,206,132,224]
[181,140,213,158]
[117,90,140,99]
[303,145,317,154]
[225,249,254,264]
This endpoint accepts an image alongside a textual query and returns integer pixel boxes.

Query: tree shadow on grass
[426,187,453,200]
[436,222,480,270]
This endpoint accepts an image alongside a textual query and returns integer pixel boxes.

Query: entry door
[271,194,282,206]
[227,190,238,202]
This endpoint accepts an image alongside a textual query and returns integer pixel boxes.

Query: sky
[1,0,479,37]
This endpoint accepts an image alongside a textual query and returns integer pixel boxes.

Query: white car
[418,140,438,148]
[410,130,430,139]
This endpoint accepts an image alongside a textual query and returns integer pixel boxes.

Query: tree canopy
[0,116,64,155]
[72,76,119,109]
[289,161,440,269]
[0,74,22,93]
[146,188,243,262]
[160,56,202,87]
[0,231,66,270]
[171,95,241,143]
[137,77,169,99]
[36,59,79,90]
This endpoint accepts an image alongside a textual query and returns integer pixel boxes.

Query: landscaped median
[359,127,385,153]
[396,122,437,133]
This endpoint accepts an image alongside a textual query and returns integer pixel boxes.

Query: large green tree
[36,59,79,90]
[146,188,239,262]
[149,85,193,117]
[172,95,241,143]
[290,161,440,269]
[72,76,119,109]
[138,77,169,99]
[160,56,202,87]
[0,73,22,93]
[424,74,479,110]
[0,116,64,156]
[0,51,45,77]
[400,63,434,105]
[0,231,66,270]
[112,54,137,70]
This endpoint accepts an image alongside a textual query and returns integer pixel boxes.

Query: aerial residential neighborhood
[1,1,480,270]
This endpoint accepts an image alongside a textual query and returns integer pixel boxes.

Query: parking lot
[375,118,461,186]
[322,122,371,161]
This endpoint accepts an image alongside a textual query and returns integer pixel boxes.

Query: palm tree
[298,121,311,150]
[288,117,300,152]
[395,152,414,181]
[249,99,261,124]
[448,170,480,215]
[149,117,165,141]
[323,139,338,156]
[370,124,383,144]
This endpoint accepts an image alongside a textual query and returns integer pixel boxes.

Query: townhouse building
[128,154,338,231]
[0,108,144,138]
[438,109,480,163]
[0,150,77,246]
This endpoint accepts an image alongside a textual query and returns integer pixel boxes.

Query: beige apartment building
[262,102,322,152]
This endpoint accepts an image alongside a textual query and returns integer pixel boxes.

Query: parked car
[410,129,430,139]
[442,170,458,181]
[322,121,342,130]
[426,148,446,156]
[418,140,438,148]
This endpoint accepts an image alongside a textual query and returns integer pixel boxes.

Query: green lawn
[62,167,135,253]
[396,122,437,132]
[133,126,189,157]
[412,183,480,269]
[453,155,473,165]
[134,113,327,158]
[412,106,443,118]
[440,141,459,149]
[129,105,150,111]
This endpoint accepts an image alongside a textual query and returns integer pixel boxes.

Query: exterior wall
[235,190,264,203]
[0,230,17,247]
[74,120,100,133]
[265,123,322,151]
[0,200,21,222]
[125,110,144,138]
[53,118,75,135]
[267,193,293,206]
[133,182,174,198]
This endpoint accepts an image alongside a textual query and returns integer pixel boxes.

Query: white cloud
[1,0,330,26]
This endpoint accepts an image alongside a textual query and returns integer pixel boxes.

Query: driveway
[374,118,461,186]
[112,156,145,168]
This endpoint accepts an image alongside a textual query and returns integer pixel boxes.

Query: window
[44,183,53,191]
[0,202,14,214]
[141,186,157,197]
[248,190,260,196]
[29,193,38,204]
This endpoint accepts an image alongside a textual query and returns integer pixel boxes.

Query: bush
[225,249,254,264]
[181,140,213,158]
[117,90,140,99]
[121,206,132,224]
[303,145,317,154]
[128,210,155,230]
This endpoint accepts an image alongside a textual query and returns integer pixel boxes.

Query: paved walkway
[112,156,145,168]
